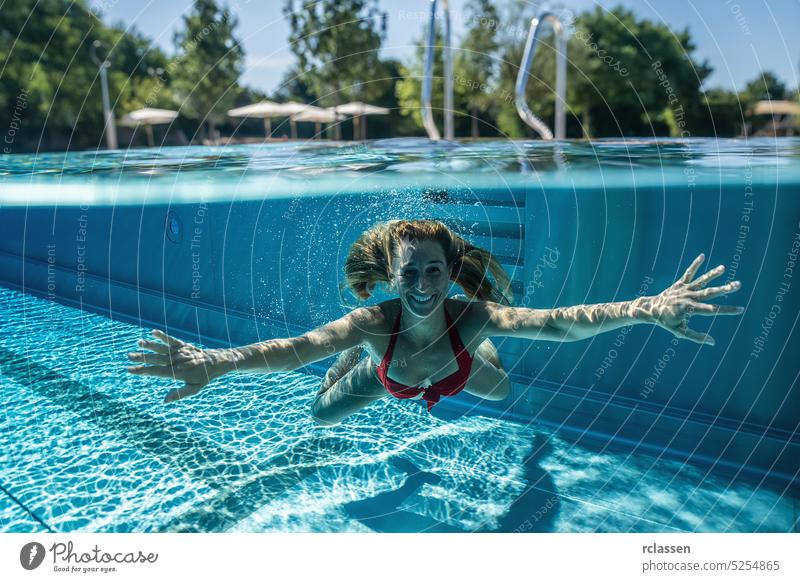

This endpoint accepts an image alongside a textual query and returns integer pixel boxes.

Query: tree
[456,0,501,137]
[0,0,105,148]
[0,0,171,151]
[739,71,793,135]
[110,24,174,113]
[357,57,417,138]
[492,0,557,138]
[395,30,445,131]
[486,4,714,138]
[741,71,788,102]
[569,6,712,137]
[395,28,475,137]
[171,0,244,141]
[272,65,318,104]
[686,88,746,137]
[284,0,389,107]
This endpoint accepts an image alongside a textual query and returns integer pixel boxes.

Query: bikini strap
[444,303,471,363]
[379,306,403,369]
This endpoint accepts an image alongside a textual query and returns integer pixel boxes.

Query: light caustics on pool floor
[0,286,796,533]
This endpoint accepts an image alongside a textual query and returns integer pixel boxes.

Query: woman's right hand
[127,329,230,403]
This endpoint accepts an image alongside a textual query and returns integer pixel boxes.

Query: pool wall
[1,181,798,488]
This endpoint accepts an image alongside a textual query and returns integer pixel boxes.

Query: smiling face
[391,238,451,317]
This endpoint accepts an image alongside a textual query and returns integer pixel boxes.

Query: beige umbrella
[331,102,390,140]
[227,101,316,139]
[750,100,800,116]
[291,108,345,139]
[228,101,280,136]
[119,107,179,147]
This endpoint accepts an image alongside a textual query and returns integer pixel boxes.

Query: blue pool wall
[0,181,798,486]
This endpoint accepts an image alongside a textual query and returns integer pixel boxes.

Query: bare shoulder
[446,297,498,321]
[448,298,522,341]
[344,300,400,336]
[346,300,400,361]
[446,297,495,343]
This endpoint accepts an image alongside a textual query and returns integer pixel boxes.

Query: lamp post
[90,40,118,149]
[145,67,166,146]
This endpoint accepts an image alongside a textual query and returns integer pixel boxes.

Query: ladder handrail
[515,12,567,140]
[422,0,454,140]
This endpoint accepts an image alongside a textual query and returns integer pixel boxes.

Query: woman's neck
[399,301,449,345]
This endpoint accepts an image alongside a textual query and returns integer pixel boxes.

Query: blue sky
[91,0,800,94]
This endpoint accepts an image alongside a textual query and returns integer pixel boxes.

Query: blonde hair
[344,219,513,304]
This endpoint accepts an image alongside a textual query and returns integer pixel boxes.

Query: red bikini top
[376,303,473,411]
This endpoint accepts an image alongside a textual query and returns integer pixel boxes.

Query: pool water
[1,137,798,533]
[1,137,799,204]
[0,286,796,533]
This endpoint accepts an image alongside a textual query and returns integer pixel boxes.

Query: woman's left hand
[635,254,745,346]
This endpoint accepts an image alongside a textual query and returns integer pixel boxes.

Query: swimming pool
[0,138,798,532]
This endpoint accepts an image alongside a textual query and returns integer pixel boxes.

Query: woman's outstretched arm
[474,254,745,345]
[127,307,376,403]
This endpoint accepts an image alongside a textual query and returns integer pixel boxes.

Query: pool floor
[0,286,797,533]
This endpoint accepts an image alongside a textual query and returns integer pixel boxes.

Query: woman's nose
[416,275,432,291]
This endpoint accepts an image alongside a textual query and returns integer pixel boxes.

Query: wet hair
[343,219,513,304]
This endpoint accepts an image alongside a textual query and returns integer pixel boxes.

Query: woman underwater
[127,219,744,425]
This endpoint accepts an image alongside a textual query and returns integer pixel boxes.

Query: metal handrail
[90,40,118,149]
[515,12,567,140]
[422,0,453,140]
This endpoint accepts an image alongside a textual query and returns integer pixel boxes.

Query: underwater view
[0,138,798,533]
[0,285,795,533]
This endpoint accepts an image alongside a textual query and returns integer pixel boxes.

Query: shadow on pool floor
[341,430,799,533]
[343,435,563,532]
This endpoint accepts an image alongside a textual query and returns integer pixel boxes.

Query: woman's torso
[362,298,484,390]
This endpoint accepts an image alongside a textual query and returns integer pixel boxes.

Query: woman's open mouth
[409,293,436,305]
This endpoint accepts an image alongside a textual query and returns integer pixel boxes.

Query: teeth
[411,294,433,303]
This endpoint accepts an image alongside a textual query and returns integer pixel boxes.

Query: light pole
[90,40,118,149]
[144,67,166,147]
[422,0,454,140]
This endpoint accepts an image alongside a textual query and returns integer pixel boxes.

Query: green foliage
[282,0,416,138]
[686,89,746,137]
[170,0,244,138]
[739,71,797,135]
[283,0,389,105]
[273,65,318,104]
[109,24,174,111]
[395,30,447,130]
[485,3,722,138]
[0,0,170,150]
[570,6,712,137]
[2,0,796,149]
[456,0,501,136]
[741,71,788,103]
[361,58,417,138]
[394,5,501,138]
[492,0,546,138]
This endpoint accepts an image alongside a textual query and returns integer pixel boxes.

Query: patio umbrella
[746,100,800,137]
[119,107,179,147]
[750,100,800,116]
[291,108,345,139]
[227,101,315,139]
[331,102,390,140]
